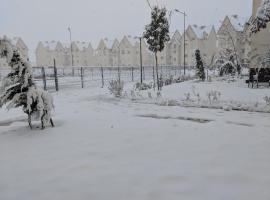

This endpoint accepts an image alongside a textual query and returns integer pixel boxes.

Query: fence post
[131,67,134,82]
[41,66,47,90]
[118,66,121,82]
[53,59,59,91]
[101,67,104,88]
[81,67,84,88]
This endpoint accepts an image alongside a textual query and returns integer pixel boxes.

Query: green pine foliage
[144,6,170,53]
[195,49,206,81]
[0,37,54,129]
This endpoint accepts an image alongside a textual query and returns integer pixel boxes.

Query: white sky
[0,0,252,62]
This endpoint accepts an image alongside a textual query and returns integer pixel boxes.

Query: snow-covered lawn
[0,78,270,200]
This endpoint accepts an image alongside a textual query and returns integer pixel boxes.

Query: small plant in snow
[148,91,152,99]
[130,90,136,99]
[264,96,270,105]
[108,80,124,98]
[206,90,221,104]
[184,93,191,101]
[134,82,152,91]
[164,75,174,86]
[157,91,162,98]
[192,86,201,103]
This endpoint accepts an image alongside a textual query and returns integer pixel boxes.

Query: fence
[0,64,195,92]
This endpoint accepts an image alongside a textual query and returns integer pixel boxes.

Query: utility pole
[135,36,143,84]
[183,12,186,75]
[68,27,74,66]
[118,46,121,82]
[139,37,143,84]
[174,9,187,75]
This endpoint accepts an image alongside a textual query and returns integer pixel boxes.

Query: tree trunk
[155,52,160,91]
[152,66,156,90]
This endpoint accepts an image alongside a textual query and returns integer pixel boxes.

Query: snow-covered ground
[0,78,270,200]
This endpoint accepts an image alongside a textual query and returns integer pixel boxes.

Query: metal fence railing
[0,65,195,92]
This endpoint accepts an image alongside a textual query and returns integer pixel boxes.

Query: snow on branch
[251,0,270,33]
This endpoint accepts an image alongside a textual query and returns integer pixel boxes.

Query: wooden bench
[246,79,270,88]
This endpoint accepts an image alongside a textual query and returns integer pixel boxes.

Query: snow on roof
[191,25,212,39]
[228,15,248,32]
[62,42,71,49]
[111,39,120,49]
[103,38,115,49]
[73,41,90,50]
[43,41,58,50]
[126,35,139,46]
[11,37,20,46]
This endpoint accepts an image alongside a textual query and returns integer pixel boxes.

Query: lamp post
[135,36,143,84]
[174,9,187,75]
[68,27,74,66]
[117,44,121,82]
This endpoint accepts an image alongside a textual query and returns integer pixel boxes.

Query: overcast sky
[1,0,252,62]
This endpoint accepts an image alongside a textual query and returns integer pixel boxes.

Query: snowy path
[0,86,270,200]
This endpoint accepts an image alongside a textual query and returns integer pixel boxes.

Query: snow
[171,30,181,42]
[228,15,247,32]
[0,78,270,200]
[252,0,270,33]
[73,41,90,51]
[43,41,58,50]
[127,36,139,47]
[192,25,212,39]
[103,38,116,49]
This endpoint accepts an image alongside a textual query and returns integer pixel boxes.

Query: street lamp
[67,27,74,66]
[174,9,187,75]
[134,36,143,84]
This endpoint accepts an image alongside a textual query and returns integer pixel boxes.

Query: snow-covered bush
[174,75,194,83]
[108,80,124,98]
[192,86,201,102]
[184,93,191,101]
[264,96,270,105]
[206,90,221,104]
[148,91,152,99]
[163,75,174,86]
[134,82,152,91]
[157,91,162,98]
[0,36,54,129]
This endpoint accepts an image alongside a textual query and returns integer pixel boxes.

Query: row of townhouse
[35,0,269,68]
[0,37,29,67]
[35,17,247,68]
[36,36,156,67]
